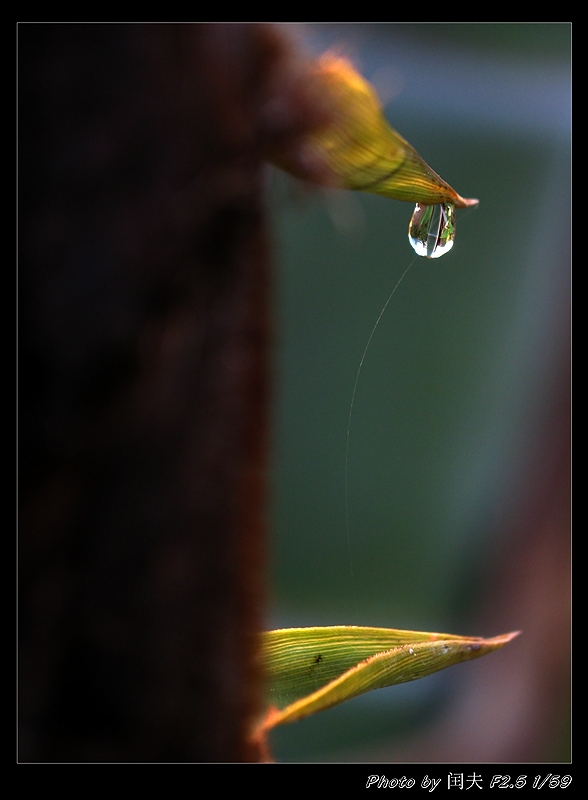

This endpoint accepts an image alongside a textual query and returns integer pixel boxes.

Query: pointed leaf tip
[271,54,477,208]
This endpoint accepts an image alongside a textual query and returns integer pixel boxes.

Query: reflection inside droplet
[408,202,456,259]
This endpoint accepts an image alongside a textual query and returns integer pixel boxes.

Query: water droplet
[408,647,414,654]
[408,202,456,259]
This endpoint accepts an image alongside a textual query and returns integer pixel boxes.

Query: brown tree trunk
[18,23,322,762]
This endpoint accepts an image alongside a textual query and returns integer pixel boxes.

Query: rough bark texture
[19,23,324,762]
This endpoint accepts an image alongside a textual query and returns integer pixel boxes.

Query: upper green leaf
[271,54,478,209]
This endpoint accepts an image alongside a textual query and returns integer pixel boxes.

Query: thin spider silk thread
[343,202,476,617]
[344,257,416,620]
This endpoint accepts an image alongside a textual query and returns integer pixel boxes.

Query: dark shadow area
[18,23,324,762]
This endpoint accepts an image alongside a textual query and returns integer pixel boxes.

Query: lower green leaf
[258,626,519,731]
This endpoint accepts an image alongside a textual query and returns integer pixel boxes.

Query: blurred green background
[266,23,570,761]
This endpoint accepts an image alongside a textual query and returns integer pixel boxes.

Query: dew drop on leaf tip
[408,202,456,259]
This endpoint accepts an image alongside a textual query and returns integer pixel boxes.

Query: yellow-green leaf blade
[264,625,468,708]
[272,54,478,209]
[260,627,519,731]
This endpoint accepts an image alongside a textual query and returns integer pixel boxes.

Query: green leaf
[271,54,478,209]
[258,626,518,731]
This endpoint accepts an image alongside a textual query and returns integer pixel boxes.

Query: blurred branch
[18,22,327,763]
